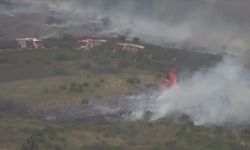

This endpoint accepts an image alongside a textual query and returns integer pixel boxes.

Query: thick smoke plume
[1,0,250,126]
[69,0,250,126]
[57,0,250,51]
[128,56,250,126]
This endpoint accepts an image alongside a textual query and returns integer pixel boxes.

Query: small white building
[115,42,145,52]
[78,39,107,50]
[16,38,44,49]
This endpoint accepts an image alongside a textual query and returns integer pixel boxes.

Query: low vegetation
[0,40,225,150]
[0,113,250,150]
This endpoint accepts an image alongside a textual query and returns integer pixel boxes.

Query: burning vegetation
[1,1,250,150]
[159,65,179,90]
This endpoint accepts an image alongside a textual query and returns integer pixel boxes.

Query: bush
[43,89,49,94]
[117,35,126,42]
[81,142,124,150]
[81,98,89,105]
[79,63,92,70]
[95,83,101,87]
[95,56,111,65]
[143,111,153,121]
[54,68,67,76]
[21,128,67,150]
[62,34,74,41]
[0,99,29,116]
[54,53,70,61]
[69,82,84,92]
[46,16,63,25]
[0,58,8,64]
[70,82,77,89]
[101,16,112,28]
[132,37,140,44]
[83,82,90,87]
[99,78,105,83]
[127,77,141,85]
[117,60,130,69]
[59,85,67,91]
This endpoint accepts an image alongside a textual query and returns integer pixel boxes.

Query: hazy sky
[1,0,250,51]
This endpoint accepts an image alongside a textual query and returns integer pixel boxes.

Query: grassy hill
[0,42,235,150]
[0,48,159,110]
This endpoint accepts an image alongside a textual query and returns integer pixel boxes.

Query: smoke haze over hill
[128,57,250,126]
[1,0,250,126]
[1,0,250,52]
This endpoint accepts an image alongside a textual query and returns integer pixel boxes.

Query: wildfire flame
[159,65,178,90]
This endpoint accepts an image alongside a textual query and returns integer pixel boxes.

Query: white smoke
[129,56,250,126]
[2,0,250,51]
[70,0,250,51]
[41,0,250,126]
[2,0,250,126]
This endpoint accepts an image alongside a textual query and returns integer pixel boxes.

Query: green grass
[0,48,159,109]
[0,46,176,82]
[0,113,250,150]
[0,46,227,150]
[0,73,156,108]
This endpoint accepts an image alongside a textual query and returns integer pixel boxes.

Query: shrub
[95,83,101,87]
[81,142,124,150]
[81,98,89,105]
[117,60,130,69]
[21,128,67,150]
[0,58,8,64]
[127,77,141,85]
[99,78,105,83]
[95,56,111,65]
[143,111,153,121]
[117,35,126,42]
[54,68,67,76]
[25,59,32,64]
[70,82,77,90]
[83,82,90,87]
[0,99,29,116]
[79,63,92,70]
[54,53,70,61]
[43,89,49,94]
[59,85,67,91]
[101,16,112,28]
[132,37,140,44]
[46,16,63,25]
[69,82,84,92]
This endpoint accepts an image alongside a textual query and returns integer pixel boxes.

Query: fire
[159,65,178,90]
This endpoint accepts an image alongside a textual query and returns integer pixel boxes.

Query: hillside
[1,42,247,150]
[1,0,250,149]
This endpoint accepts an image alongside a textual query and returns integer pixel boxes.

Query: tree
[117,35,126,42]
[132,37,140,44]
[101,17,112,28]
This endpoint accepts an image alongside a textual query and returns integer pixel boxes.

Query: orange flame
[159,65,178,90]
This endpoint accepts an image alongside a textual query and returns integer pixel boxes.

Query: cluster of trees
[116,35,141,44]
[127,77,141,85]
[58,82,90,93]
[21,128,67,150]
